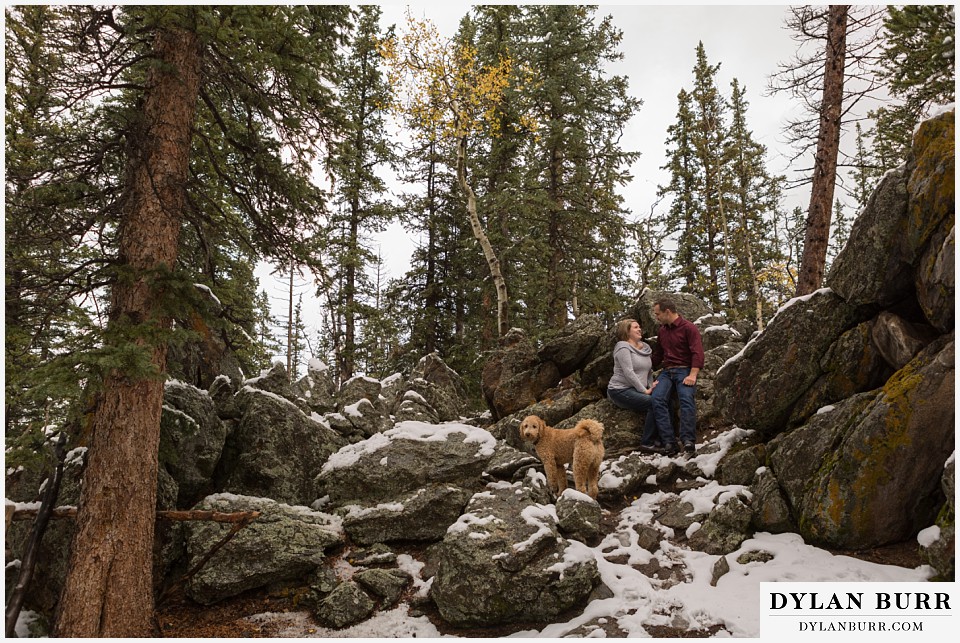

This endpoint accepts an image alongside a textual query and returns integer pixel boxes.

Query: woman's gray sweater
[608,340,653,393]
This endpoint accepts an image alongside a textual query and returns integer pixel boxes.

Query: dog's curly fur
[519,415,604,499]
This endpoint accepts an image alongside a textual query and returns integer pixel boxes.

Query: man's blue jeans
[651,367,696,447]
[607,387,659,446]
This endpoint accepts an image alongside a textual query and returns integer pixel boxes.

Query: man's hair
[615,318,638,341]
[654,298,678,314]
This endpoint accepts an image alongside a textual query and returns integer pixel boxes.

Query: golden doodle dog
[519,415,604,499]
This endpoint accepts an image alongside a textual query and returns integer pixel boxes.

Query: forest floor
[154,421,925,639]
[154,534,923,638]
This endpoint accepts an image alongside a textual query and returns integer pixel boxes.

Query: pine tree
[6,7,353,635]
[659,43,731,310]
[5,6,117,442]
[725,79,784,328]
[290,296,308,377]
[690,42,733,310]
[326,5,396,382]
[868,6,956,172]
[828,197,852,265]
[380,13,529,338]
[881,5,955,115]
[391,127,478,362]
[513,5,640,328]
[849,122,879,212]
[659,89,701,293]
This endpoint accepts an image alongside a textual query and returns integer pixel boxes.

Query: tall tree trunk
[547,144,567,329]
[55,23,201,638]
[424,145,439,355]
[287,262,295,373]
[738,202,765,331]
[345,204,359,380]
[456,136,509,336]
[796,5,847,296]
[714,173,735,310]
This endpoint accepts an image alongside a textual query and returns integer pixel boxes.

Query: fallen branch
[5,433,68,638]
[156,511,260,605]
[8,508,261,523]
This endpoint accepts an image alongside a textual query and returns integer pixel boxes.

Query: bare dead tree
[767,5,887,295]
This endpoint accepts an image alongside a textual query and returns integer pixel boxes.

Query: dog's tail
[574,418,604,443]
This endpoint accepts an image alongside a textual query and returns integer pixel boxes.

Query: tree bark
[456,136,509,336]
[55,22,202,638]
[796,5,848,296]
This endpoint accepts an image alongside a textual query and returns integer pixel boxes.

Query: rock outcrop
[714,109,955,551]
[428,477,599,627]
[184,494,345,605]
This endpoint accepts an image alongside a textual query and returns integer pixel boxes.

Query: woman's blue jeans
[607,387,659,446]
[651,367,697,446]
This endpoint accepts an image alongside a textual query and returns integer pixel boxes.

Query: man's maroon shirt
[652,315,705,370]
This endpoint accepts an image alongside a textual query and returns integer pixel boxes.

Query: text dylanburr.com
[761,582,956,639]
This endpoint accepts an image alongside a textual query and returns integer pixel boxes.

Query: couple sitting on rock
[606,298,705,456]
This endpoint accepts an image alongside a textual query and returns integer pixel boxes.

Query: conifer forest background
[5,3,955,456]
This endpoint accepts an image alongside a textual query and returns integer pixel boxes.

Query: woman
[607,318,668,454]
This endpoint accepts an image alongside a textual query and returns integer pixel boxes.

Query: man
[650,298,704,455]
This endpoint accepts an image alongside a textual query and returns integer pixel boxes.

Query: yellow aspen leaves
[378,11,537,143]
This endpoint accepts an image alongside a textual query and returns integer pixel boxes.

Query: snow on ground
[246,605,447,638]
[237,514,931,639]
[239,429,934,638]
[13,424,934,639]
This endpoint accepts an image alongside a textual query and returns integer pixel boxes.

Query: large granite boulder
[916,223,955,333]
[481,329,536,414]
[826,165,912,306]
[292,359,338,414]
[242,362,296,400]
[407,353,468,417]
[581,336,617,392]
[751,467,796,534]
[315,581,376,628]
[870,311,938,370]
[491,362,562,422]
[787,319,891,424]
[769,337,954,548]
[395,377,461,424]
[687,494,754,555]
[598,452,659,500]
[166,286,244,390]
[219,386,347,505]
[429,480,599,627]
[184,494,345,605]
[316,422,497,506]
[339,376,386,416]
[160,380,228,507]
[827,109,954,310]
[919,457,955,581]
[340,483,473,545]
[537,314,605,377]
[904,110,955,283]
[339,396,391,439]
[555,489,602,543]
[701,325,743,352]
[714,289,864,436]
